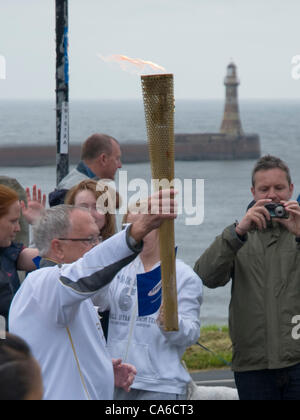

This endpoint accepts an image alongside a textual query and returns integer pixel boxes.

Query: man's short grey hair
[33,205,83,257]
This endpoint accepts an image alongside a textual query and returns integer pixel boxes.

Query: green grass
[182,325,233,371]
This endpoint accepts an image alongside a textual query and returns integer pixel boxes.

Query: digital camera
[265,203,289,219]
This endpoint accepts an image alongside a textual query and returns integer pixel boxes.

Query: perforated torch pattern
[141,74,175,182]
[141,74,179,331]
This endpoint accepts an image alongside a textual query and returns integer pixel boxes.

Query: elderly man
[49,133,122,206]
[9,190,176,400]
[194,155,300,400]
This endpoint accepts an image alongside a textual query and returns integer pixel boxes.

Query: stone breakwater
[0,133,260,167]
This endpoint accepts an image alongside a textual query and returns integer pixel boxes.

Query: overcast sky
[0,0,300,100]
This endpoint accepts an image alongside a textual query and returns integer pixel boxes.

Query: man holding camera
[194,155,300,400]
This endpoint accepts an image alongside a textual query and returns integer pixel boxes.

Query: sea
[1,98,300,326]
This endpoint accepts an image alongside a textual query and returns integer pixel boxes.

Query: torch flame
[98,54,166,75]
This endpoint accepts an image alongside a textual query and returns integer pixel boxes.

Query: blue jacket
[49,161,97,207]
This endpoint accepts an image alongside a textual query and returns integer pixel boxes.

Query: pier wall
[0,133,260,167]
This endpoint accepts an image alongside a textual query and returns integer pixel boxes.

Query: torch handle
[159,220,179,331]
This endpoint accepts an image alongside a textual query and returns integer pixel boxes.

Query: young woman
[100,211,203,400]
[65,179,117,240]
[0,184,45,325]
[65,179,118,339]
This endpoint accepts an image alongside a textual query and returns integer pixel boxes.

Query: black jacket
[0,243,23,328]
[0,268,13,327]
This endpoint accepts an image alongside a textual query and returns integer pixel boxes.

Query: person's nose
[266,189,278,201]
[14,221,21,233]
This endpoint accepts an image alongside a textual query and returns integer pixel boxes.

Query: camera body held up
[265,203,289,219]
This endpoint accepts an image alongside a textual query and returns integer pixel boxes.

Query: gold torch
[141,74,179,331]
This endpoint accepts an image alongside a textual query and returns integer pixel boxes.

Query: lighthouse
[220,62,244,136]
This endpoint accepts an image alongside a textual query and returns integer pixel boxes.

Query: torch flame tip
[98,53,167,75]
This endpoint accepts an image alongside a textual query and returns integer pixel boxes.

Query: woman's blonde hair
[65,180,117,240]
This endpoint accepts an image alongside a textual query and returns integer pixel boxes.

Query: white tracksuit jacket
[9,229,141,401]
[100,256,203,395]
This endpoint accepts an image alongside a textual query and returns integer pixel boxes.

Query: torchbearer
[141,73,179,331]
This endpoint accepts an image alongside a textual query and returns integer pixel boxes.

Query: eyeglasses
[58,235,102,246]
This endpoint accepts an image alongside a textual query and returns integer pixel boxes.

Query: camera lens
[275,206,284,217]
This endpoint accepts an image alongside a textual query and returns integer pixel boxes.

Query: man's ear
[97,153,108,167]
[51,239,64,260]
[251,186,255,198]
[289,183,294,200]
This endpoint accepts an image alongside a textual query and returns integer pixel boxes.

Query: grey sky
[0,0,300,100]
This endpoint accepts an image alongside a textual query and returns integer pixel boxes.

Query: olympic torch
[141,74,179,331]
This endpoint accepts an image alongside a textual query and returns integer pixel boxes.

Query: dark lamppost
[55,0,69,185]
